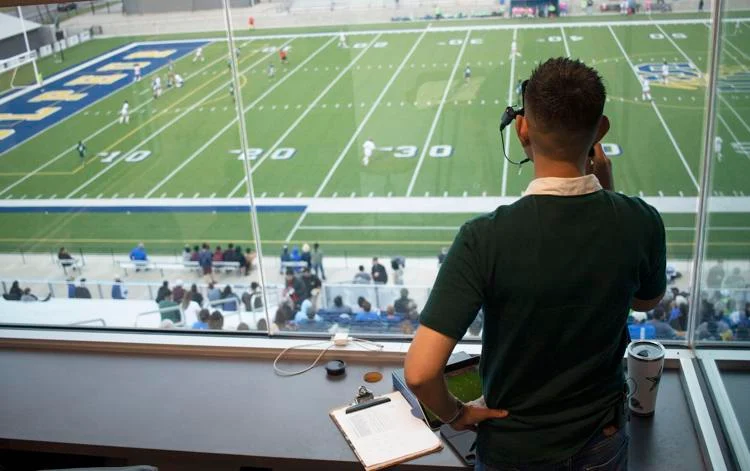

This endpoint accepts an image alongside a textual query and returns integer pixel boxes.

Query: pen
[345,397,391,414]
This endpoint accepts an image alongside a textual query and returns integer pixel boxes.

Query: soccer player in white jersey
[641,77,652,101]
[509,40,521,59]
[661,61,669,84]
[153,76,162,98]
[714,135,723,162]
[339,32,347,48]
[134,64,141,82]
[268,63,275,79]
[174,73,184,88]
[464,64,471,83]
[119,100,130,124]
[362,138,376,166]
[193,46,204,63]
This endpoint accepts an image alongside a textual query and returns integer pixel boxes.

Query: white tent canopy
[0,12,41,42]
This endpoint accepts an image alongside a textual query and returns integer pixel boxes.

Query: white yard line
[65,42,290,199]
[720,96,750,134]
[0,47,229,198]
[405,30,470,197]
[300,225,460,231]
[717,114,750,161]
[608,25,699,191]
[560,26,571,57]
[227,34,381,198]
[313,30,428,198]
[285,210,308,243]
[501,28,518,197]
[145,37,331,198]
[723,35,750,62]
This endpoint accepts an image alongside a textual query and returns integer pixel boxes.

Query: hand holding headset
[499,79,531,167]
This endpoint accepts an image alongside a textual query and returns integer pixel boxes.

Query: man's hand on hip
[450,399,508,432]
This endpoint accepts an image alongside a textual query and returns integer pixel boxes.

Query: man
[338,31,348,48]
[353,265,372,284]
[647,306,681,339]
[404,58,666,469]
[464,64,471,83]
[193,46,204,62]
[153,76,162,98]
[362,137,376,166]
[714,135,723,162]
[119,100,129,124]
[134,64,141,82]
[174,73,184,88]
[641,77,652,102]
[311,242,326,280]
[661,61,669,84]
[268,62,275,79]
[371,257,388,284]
[129,242,148,262]
[394,288,416,316]
[112,277,128,300]
[707,260,725,289]
[77,140,86,165]
[279,48,288,65]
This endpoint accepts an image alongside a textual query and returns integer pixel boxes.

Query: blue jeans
[312,262,326,280]
[475,426,628,471]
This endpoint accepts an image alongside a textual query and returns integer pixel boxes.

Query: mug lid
[627,340,665,361]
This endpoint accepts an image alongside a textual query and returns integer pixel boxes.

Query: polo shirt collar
[523,174,602,196]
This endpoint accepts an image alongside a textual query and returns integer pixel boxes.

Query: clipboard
[330,390,443,471]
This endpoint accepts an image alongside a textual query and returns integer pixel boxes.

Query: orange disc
[363,371,383,383]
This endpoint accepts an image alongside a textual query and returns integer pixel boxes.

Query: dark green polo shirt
[420,189,666,466]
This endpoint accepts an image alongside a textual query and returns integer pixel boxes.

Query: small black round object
[325,359,347,377]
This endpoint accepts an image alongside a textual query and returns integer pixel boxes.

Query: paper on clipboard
[330,391,443,471]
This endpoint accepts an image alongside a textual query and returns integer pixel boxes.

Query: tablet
[421,356,482,429]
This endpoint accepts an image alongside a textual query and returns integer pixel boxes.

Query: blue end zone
[0,205,306,214]
[0,40,209,154]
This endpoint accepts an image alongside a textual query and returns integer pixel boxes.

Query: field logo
[636,62,703,90]
[731,142,750,156]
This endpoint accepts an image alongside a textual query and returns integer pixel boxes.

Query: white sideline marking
[300,225,460,231]
[313,30,428,198]
[65,43,283,199]
[718,115,749,160]
[406,30,471,197]
[0,47,229,198]
[285,210,308,243]
[128,193,135,198]
[227,34,380,198]
[194,192,200,198]
[501,28,519,197]
[608,25,699,191]
[177,193,183,198]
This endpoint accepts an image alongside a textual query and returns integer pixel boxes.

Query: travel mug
[626,340,665,417]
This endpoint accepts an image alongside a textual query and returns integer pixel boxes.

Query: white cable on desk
[272,337,384,377]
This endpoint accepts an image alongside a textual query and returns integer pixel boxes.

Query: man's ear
[515,115,530,148]
[594,115,610,143]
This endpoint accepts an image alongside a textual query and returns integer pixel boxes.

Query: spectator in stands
[213,246,224,262]
[3,281,22,301]
[353,265,372,284]
[300,267,322,300]
[172,280,186,303]
[129,242,148,262]
[301,243,312,269]
[111,277,128,300]
[189,283,203,306]
[208,310,224,330]
[159,293,180,324]
[221,285,239,311]
[190,245,200,262]
[647,306,680,340]
[180,292,202,326]
[290,245,302,266]
[242,282,263,311]
[401,309,420,335]
[283,268,304,309]
[207,282,221,304]
[371,257,388,284]
[58,247,75,270]
[330,296,352,316]
[438,247,448,265]
[724,267,746,291]
[355,300,380,322]
[391,256,405,285]
[298,305,327,331]
[235,245,247,273]
[256,318,268,331]
[707,260,725,289]
[294,299,321,323]
[199,243,213,281]
[275,304,294,331]
[244,248,257,275]
[160,319,176,329]
[192,308,210,329]
[155,281,171,303]
[697,299,732,341]
[74,278,92,299]
[311,243,326,281]
[182,245,191,263]
[223,244,236,262]
[20,288,38,302]
[280,245,291,274]
[394,288,417,316]
[735,304,750,341]
[237,322,250,331]
[384,305,400,321]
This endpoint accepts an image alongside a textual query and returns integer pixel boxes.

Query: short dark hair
[334,295,343,307]
[250,281,259,290]
[525,58,605,137]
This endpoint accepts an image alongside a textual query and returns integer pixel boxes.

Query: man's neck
[532,155,586,179]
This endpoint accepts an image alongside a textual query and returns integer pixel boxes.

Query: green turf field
[1,15,749,259]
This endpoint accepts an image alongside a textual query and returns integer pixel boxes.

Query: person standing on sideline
[641,77,652,101]
[714,135,723,162]
[405,58,666,470]
[311,243,326,281]
[77,140,86,166]
[371,257,388,284]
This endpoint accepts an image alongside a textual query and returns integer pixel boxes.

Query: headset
[499,79,530,167]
